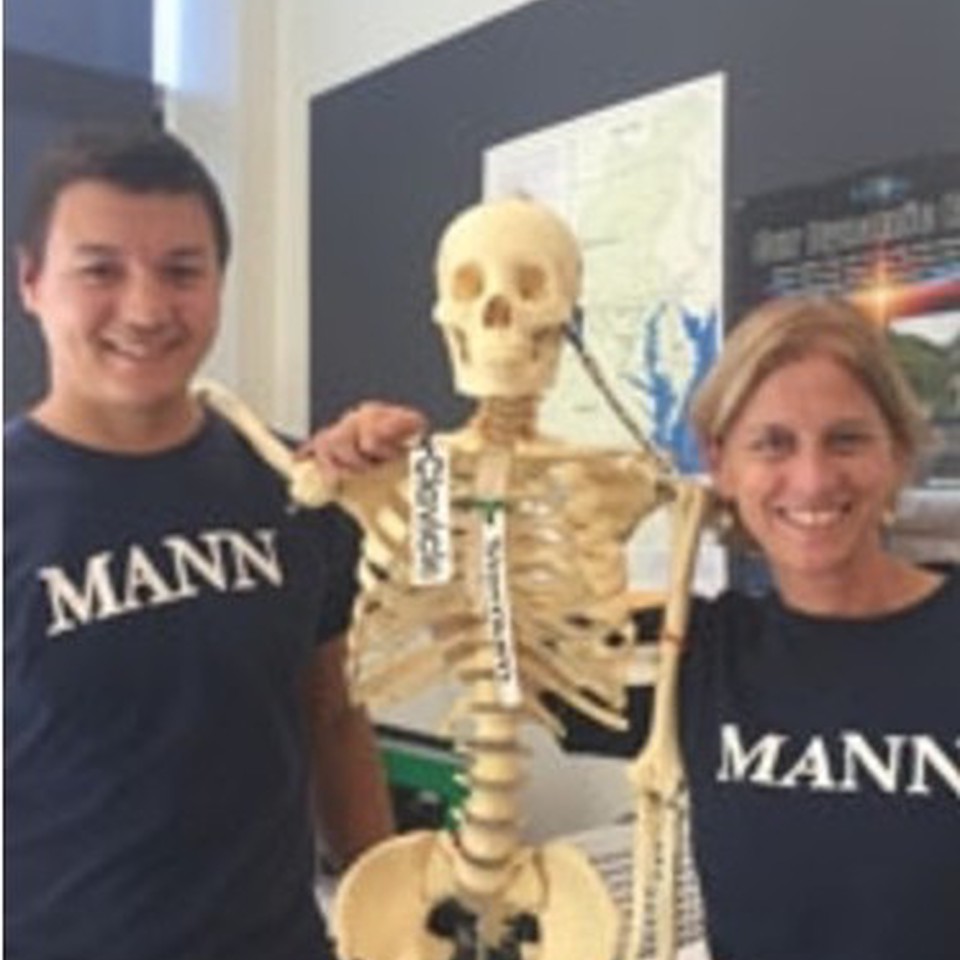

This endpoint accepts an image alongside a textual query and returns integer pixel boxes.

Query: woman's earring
[712,496,738,539]
[881,504,897,532]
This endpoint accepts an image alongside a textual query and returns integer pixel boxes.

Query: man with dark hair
[4,125,405,960]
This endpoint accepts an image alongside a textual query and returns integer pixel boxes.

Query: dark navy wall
[4,0,153,79]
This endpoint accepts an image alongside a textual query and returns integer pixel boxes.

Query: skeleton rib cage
[344,432,666,732]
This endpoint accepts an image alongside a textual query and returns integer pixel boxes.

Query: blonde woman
[569,296,959,960]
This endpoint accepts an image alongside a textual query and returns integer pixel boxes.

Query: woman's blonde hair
[690,296,929,472]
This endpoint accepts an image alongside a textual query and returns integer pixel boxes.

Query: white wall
[159,0,545,431]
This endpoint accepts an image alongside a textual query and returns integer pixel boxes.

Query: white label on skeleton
[481,508,521,706]
[409,437,452,585]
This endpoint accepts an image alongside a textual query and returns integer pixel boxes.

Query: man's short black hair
[17,124,232,269]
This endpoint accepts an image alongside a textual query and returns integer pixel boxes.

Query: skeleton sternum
[453,680,528,902]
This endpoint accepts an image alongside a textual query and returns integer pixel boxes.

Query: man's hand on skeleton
[298,402,427,481]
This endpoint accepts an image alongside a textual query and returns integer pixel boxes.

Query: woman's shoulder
[920,564,960,616]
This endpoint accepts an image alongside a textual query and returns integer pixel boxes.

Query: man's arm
[307,634,396,869]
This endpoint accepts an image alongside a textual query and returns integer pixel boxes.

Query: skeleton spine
[453,679,526,899]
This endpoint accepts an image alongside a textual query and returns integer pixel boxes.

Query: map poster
[483,72,724,476]
[483,73,726,594]
[730,154,960,491]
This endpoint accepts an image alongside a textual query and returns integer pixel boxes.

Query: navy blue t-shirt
[4,413,358,960]
[681,579,960,960]
[559,573,960,960]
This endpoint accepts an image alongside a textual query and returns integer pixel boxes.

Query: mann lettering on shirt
[716,722,960,799]
[37,527,284,637]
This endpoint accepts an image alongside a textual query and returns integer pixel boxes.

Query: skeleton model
[199,197,709,960]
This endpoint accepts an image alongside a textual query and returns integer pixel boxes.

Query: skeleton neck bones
[197,197,707,960]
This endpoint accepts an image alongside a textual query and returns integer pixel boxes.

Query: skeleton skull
[433,196,581,398]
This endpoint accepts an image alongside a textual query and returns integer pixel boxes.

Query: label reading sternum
[481,507,521,707]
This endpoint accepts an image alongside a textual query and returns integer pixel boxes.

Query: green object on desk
[378,726,466,830]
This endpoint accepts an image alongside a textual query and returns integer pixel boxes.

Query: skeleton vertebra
[197,196,707,960]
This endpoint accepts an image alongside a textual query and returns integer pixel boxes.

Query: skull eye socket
[516,263,547,302]
[452,263,484,302]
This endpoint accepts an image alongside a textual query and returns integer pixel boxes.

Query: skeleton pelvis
[332,830,619,960]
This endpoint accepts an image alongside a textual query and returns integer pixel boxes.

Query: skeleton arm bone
[195,381,425,509]
[194,380,337,506]
[626,480,710,960]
